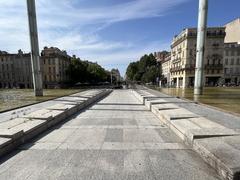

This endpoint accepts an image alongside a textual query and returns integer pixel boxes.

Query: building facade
[223,43,240,85]
[170,27,225,88]
[111,69,121,83]
[41,47,71,88]
[0,47,71,89]
[154,51,170,63]
[0,50,33,88]
[161,53,171,87]
[225,18,240,44]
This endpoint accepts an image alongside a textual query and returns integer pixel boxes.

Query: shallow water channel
[152,87,240,115]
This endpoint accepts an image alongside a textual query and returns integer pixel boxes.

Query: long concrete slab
[133,88,240,180]
[0,89,111,157]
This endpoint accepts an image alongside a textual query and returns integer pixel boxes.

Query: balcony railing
[170,66,184,72]
[205,64,223,69]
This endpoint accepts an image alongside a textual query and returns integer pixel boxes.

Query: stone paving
[0,90,220,180]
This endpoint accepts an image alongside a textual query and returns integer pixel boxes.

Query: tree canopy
[126,53,162,84]
[66,57,110,84]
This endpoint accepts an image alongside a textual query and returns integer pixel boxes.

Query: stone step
[133,89,240,180]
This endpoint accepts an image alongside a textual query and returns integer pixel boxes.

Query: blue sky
[0,0,239,76]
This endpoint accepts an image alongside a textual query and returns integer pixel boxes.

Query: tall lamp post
[26,0,43,96]
[194,0,208,95]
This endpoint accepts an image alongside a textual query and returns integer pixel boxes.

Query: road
[0,90,220,180]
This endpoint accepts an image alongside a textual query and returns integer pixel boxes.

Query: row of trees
[126,54,162,84]
[66,56,112,85]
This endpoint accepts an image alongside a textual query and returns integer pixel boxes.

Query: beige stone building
[0,50,33,88]
[0,47,71,89]
[41,47,71,88]
[223,43,240,85]
[170,27,225,88]
[154,51,170,63]
[225,18,240,43]
[161,53,171,86]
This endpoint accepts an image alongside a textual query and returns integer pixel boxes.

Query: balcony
[172,58,181,63]
[205,64,223,69]
[170,66,184,72]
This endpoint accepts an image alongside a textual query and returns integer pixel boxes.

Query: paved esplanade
[0,90,220,180]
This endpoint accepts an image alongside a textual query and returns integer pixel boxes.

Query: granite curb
[132,89,240,180]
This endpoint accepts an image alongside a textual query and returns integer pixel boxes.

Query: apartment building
[154,51,170,63]
[170,27,225,88]
[225,18,240,44]
[161,53,171,86]
[0,47,71,89]
[41,47,71,88]
[0,50,33,88]
[224,43,240,85]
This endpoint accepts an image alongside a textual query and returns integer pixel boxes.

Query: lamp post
[26,0,43,96]
[194,0,208,95]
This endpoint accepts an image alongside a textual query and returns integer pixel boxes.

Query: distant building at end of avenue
[0,47,71,89]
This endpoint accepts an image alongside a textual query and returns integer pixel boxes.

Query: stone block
[0,118,27,129]
[187,128,239,142]
[10,119,47,135]
[194,136,240,180]
[188,117,226,129]
[0,137,12,149]
[0,129,24,140]
[159,108,199,121]
[46,104,75,111]
[22,109,53,120]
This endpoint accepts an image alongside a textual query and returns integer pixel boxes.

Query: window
[48,59,51,65]
[224,68,228,74]
[231,50,235,56]
[237,58,240,65]
[189,49,193,56]
[231,58,234,65]
[225,50,229,56]
[225,59,228,65]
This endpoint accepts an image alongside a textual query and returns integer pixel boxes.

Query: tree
[126,62,138,80]
[141,66,159,83]
[66,57,109,84]
[125,53,161,84]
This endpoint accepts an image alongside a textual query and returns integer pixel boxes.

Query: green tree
[126,53,161,84]
[66,57,109,84]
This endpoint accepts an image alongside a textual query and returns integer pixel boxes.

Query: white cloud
[0,0,187,74]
